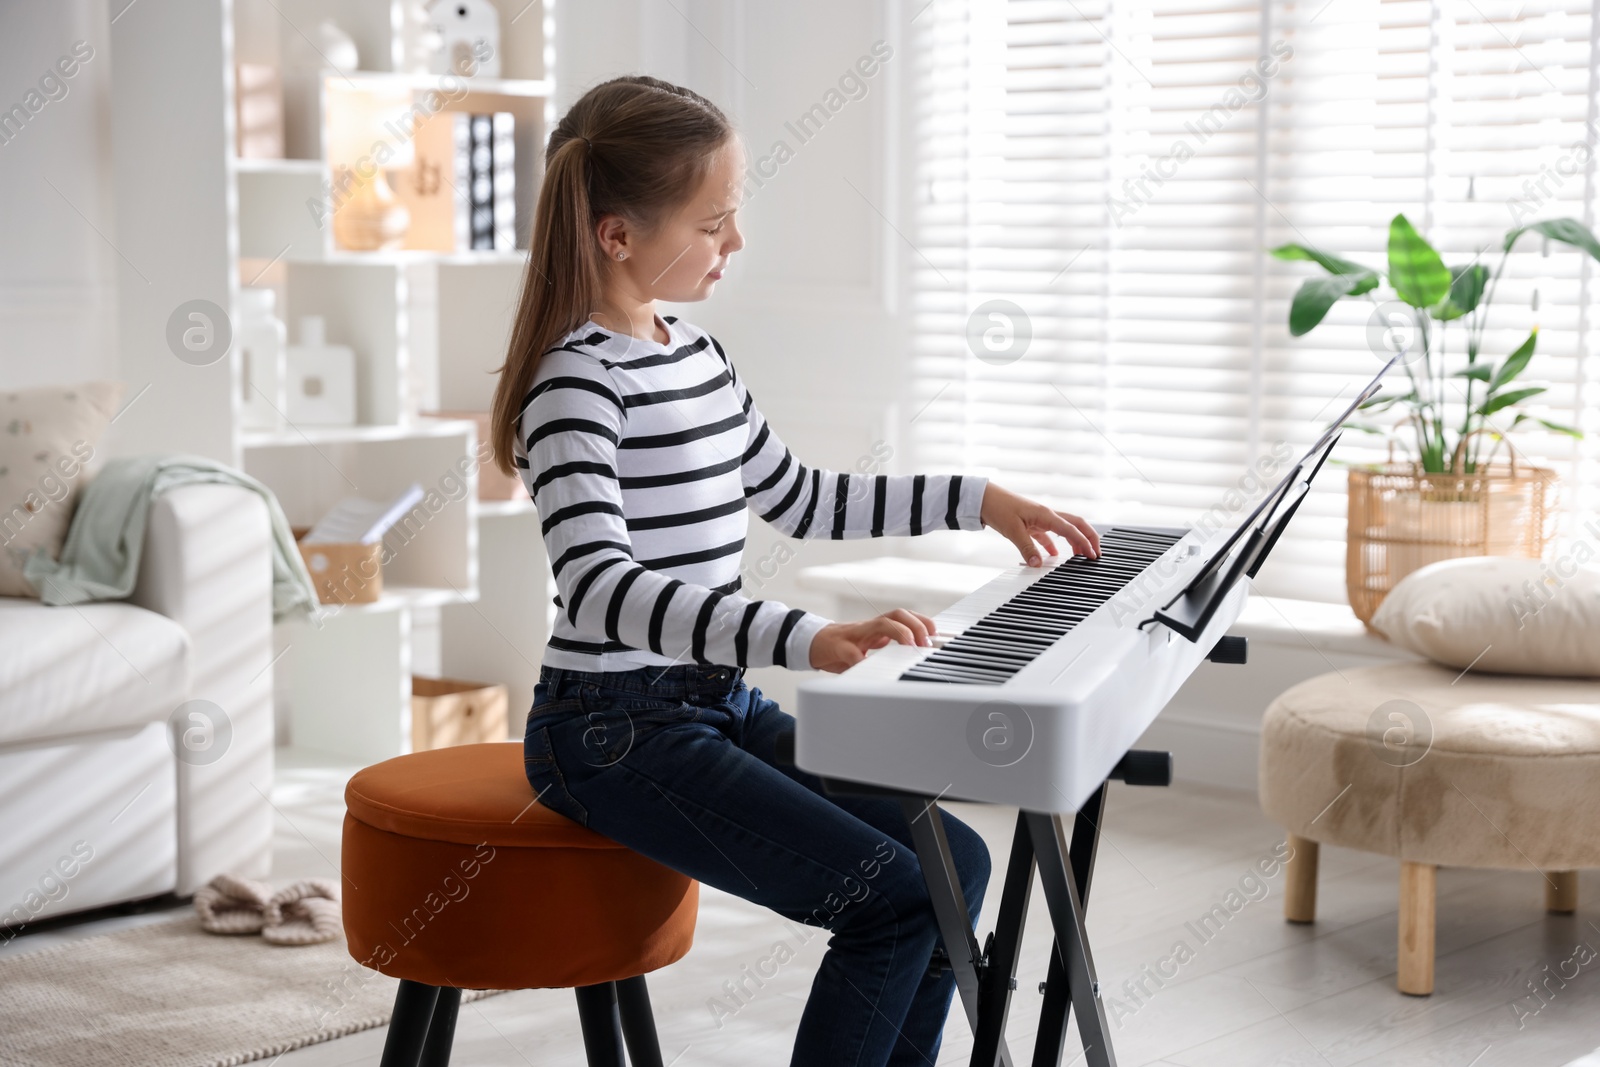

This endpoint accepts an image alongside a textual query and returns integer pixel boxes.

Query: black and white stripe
[512,316,988,672]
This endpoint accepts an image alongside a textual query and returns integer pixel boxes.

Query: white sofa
[0,483,275,932]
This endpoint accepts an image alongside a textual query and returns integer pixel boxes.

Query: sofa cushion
[0,597,190,746]
[0,381,124,598]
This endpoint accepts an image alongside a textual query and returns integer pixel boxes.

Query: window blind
[906,0,1600,602]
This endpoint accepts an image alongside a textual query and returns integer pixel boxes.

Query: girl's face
[599,137,746,304]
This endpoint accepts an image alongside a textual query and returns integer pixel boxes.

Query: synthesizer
[794,522,1246,813]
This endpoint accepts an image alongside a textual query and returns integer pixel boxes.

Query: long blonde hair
[489,75,733,477]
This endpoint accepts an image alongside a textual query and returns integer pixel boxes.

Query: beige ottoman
[1260,661,1600,995]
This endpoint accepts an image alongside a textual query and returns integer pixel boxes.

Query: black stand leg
[1034,782,1109,1066]
[574,982,627,1067]
[1033,943,1071,1067]
[899,796,1018,1067]
[1025,811,1117,1067]
[1070,784,1108,899]
[815,749,1165,1067]
[616,974,666,1067]
[972,814,1036,1067]
[380,980,441,1067]
[418,986,461,1067]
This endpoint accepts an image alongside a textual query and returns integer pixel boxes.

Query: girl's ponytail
[489,76,733,477]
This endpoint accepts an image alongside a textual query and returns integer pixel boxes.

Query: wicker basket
[1345,463,1558,624]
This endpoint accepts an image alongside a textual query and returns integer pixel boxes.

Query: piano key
[930,643,1037,667]
[902,661,1015,684]
[898,670,968,685]
[941,634,1048,657]
[989,605,1084,622]
[927,652,1032,675]
[968,618,1077,640]
[986,609,1092,628]
[967,615,1084,634]
[1010,591,1112,608]
[950,633,1054,655]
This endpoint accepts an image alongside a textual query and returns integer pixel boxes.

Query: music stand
[1141,354,1398,642]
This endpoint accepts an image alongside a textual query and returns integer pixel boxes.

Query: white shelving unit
[110,0,556,764]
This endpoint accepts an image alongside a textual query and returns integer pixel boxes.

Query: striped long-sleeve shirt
[511,314,989,672]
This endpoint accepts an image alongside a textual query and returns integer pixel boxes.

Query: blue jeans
[524,662,992,1067]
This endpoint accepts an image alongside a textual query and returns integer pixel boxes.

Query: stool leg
[1546,871,1579,914]
[616,974,665,1067]
[418,986,462,1067]
[381,980,441,1067]
[1398,861,1436,996]
[1284,835,1319,924]
[574,982,627,1067]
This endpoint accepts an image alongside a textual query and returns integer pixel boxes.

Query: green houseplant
[1271,214,1597,622]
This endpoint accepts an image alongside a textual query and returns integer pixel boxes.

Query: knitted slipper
[261,877,343,946]
[194,873,274,935]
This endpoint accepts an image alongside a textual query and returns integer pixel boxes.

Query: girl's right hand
[810,609,939,674]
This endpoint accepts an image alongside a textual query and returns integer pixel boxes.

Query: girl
[490,75,1101,1067]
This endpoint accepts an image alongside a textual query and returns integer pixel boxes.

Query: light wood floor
[10,746,1600,1066]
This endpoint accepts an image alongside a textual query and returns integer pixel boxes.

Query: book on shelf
[464,112,515,251]
[394,111,516,253]
[302,483,426,545]
[394,112,455,252]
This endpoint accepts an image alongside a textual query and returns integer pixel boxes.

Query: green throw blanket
[24,453,319,622]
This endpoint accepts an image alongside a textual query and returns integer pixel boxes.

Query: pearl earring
[615,251,626,260]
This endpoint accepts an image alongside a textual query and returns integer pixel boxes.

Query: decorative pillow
[0,381,124,598]
[1369,555,1600,678]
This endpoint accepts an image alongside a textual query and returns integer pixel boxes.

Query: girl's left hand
[979,483,1101,566]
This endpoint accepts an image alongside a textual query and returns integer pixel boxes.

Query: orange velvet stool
[341,742,699,1067]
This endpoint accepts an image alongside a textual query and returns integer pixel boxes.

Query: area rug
[0,915,506,1067]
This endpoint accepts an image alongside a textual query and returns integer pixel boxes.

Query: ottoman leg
[616,974,665,1067]
[381,980,441,1067]
[1546,871,1579,914]
[574,981,627,1067]
[1284,835,1319,924]
[418,986,462,1067]
[1398,861,1436,996]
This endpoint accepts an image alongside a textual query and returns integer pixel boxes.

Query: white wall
[0,0,117,386]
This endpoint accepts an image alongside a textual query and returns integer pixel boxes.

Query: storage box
[411,675,509,750]
[291,525,384,605]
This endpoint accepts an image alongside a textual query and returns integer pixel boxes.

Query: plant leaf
[1507,412,1584,438]
[1451,365,1492,381]
[1503,217,1600,260]
[1387,214,1453,308]
[1450,262,1490,311]
[1434,263,1490,320]
[1537,417,1583,438]
[1358,390,1416,411]
[1477,386,1546,417]
[1270,244,1377,277]
[1288,272,1379,336]
[1489,328,1538,393]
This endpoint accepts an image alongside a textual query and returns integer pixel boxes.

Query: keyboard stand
[802,749,1173,1067]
